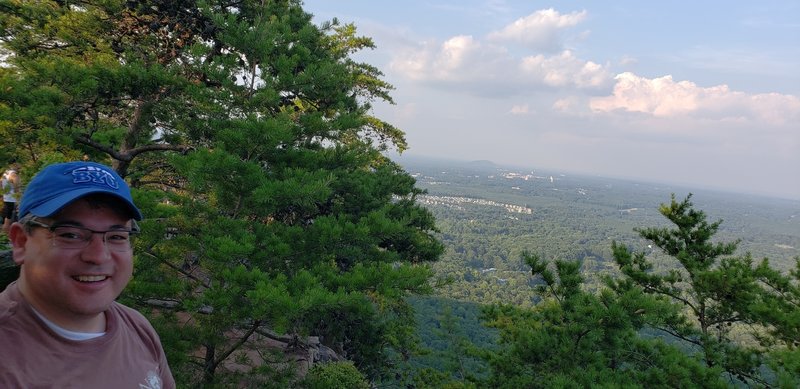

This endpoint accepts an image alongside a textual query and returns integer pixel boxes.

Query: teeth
[75,275,107,282]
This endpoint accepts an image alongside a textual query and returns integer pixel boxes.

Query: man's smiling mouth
[74,275,108,282]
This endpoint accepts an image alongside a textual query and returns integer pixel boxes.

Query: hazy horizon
[393,152,800,203]
[305,1,800,201]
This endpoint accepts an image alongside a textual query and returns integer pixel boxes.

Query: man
[0,161,175,388]
[1,160,20,235]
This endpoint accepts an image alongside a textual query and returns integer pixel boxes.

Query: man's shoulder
[107,301,168,357]
[108,301,161,337]
[110,301,150,322]
[0,292,14,323]
[0,283,25,325]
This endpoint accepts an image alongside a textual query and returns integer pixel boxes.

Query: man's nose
[80,233,112,263]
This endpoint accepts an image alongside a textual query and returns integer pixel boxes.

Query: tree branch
[213,320,262,368]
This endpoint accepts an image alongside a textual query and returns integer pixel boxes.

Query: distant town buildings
[416,194,533,214]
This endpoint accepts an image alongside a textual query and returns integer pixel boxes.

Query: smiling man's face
[11,196,134,332]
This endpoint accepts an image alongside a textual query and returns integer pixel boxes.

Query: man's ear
[9,222,29,265]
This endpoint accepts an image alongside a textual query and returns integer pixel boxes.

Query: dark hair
[74,193,137,219]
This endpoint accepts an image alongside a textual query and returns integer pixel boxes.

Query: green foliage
[480,252,726,388]
[610,194,800,386]
[442,193,799,388]
[401,159,799,310]
[392,160,798,388]
[303,361,370,389]
[752,257,800,388]
[0,0,443,386]
[390,296,494,387]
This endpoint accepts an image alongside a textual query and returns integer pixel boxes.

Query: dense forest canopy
[399,158,799,308]
[391,160,800,387]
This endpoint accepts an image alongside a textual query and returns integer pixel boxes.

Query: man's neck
[30,306,107,340]
[18,283,107,333]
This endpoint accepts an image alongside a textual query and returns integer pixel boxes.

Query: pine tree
[478,195,800,387]
[481,252,726,388]
[611,194,800,386]
[0,0,443,385]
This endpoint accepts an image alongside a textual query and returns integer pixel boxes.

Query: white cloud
[390,35,514,84]
[520,50,610,88]
[552,97,582,113]
[386,8,609,95]
[590,72,800,124]
[510,104,530,114]
[619,55,637,66]
[437,35,476,71]
[390,42,610,94]
[487,8,588,52]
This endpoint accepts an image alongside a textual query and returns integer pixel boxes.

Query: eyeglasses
[26,219,139,252]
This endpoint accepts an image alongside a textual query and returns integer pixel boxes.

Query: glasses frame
[25,217,140,252]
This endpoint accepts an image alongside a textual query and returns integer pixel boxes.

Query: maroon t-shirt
[0,282,175,388]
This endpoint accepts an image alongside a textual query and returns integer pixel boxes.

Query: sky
[303,1,800,200]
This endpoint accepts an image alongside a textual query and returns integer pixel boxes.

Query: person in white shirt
[1,161,20,235]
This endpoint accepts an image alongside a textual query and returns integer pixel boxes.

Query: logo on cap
[70,166,120,190]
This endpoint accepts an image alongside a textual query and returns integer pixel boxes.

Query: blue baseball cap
[18,161,143,220]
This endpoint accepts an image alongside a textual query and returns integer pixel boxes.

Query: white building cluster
[501,172,536,180]
[417,195,532,215]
